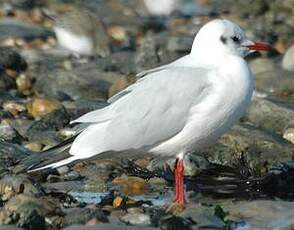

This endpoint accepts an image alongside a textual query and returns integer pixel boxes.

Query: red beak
[245,42,273,51]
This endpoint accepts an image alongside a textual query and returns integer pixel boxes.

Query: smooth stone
[63,207,108,226]
[0,19,53,40]
[0,174,43,196]
[34,62,129,101]
[120,213,151,226]
[0,140,31,168]
[254,69,294,97]
[0,194,60,228]
[282,45,294,71]
[225,200,294,229]
[0,47,27,72]
[166,36,194,53]
[25,106,70,142]
[112,176,148,195]
[249,57,276,75]
[0,124,23,144]
[26,97,63,119]
[147,177,167,192]
[0,72,16,91]
[246,96,294,134]
[205,123,294,174]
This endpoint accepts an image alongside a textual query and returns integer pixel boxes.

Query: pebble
[0,123,22,143]
[127,207,144,214]
[282,45,294,71]
[120,213,151,226]
[0,47,27,72]
[113,196,124,208]
[147,177,167,192]
[26,97,63,119]
[283,126,294,144]
[16,73,32,94]
[0,72,16,90]
[24,142,43,152]
[3,101,26,117]
[112,176,148,195]
[0,18,53,40]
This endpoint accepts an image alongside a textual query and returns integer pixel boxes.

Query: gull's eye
[231,36,241,43]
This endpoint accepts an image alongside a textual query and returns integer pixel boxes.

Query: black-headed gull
[28,19,272,205]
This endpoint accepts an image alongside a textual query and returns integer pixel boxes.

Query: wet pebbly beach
[0,0,293,229]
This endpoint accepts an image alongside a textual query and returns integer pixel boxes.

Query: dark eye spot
[220,36,227,44]
[231,36,240,43]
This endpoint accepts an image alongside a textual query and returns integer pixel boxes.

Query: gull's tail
[20,135,78,172]
[28,155,79,172]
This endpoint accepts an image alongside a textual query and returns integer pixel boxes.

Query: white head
[191,19,272,64]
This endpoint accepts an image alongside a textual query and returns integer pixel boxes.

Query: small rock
[167,36,193,53]
[246,97,294,134]
[147,177,167,192]
[16,74,32,94]
[24,142,43,152]
[25,106,70,142]
[0,72,16,90]
[113,196,123,208]
[112,176,148,195]
[3,101,26,117]
[283,125,294,144]
[127,207,144,214]
[160,216,196,230]
[63,207,108,226]
[120,213,151,226]
[0,19,53,41]
[0,123,23,144]
[282,45,294,71]
[0,194,60,228]
[26,97,63,119]
[249,57,275,75]
[85,218,102,226]
[0,47,27,72]
[0,141,30,169]
[0,174,43,198]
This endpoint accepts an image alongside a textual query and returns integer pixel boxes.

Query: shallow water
[69,191,171,206]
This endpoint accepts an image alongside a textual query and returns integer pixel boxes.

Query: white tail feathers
[28,156,78,172]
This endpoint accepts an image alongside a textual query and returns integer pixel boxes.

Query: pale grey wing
[102,67,213,152]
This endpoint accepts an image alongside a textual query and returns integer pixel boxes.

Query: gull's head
[191,19,272,62]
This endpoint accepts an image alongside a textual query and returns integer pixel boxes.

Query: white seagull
[28,19,272,204]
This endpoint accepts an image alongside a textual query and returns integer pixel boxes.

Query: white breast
[54,27,94,56]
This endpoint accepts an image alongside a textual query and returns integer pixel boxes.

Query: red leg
[174,158,186,205]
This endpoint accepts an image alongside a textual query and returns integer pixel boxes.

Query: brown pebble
[16,74,32,94]
[108,26,128,44]
[112,176,148,195]
[3,101,26,117]
[113,196,123,208]
[5,69,18,78]
[26,97,62,118]
[86,218,102,226]
[24,142,43,152]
